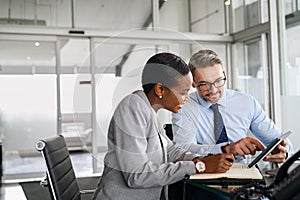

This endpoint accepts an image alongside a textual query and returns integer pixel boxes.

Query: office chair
[35,135,95,200]
[163,123,184,200]
[163,123,173,141]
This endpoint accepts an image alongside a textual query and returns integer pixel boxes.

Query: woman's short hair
[142,53,189,94]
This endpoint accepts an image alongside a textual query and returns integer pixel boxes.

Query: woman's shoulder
[116,91,151,113]
[112,92,152,124]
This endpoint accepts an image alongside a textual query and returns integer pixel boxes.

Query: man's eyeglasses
[196,77,226,90]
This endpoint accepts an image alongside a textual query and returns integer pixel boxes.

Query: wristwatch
[195,161,206,173]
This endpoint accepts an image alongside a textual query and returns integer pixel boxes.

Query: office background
[0,0,299,183]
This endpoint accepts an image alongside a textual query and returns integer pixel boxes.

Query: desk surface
[183,162,276,199]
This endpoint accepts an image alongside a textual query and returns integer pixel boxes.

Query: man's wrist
[221,142,230,153]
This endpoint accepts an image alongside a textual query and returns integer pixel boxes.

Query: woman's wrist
[192,157,206,173]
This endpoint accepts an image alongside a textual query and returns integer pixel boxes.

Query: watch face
[196,161,205,172]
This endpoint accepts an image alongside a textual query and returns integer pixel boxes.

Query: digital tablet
[248,131,292,168]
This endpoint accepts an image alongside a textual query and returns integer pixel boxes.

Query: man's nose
[209,84,218,92]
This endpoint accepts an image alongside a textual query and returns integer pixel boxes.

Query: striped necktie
[210,104,228,144]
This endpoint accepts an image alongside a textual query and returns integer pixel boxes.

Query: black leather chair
[164,123,173,141]
[164,124,184,200]
[35,135,95,200]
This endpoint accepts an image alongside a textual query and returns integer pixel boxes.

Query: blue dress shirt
[172,89,293,156]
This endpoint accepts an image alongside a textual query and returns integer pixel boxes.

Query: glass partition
[0,0,71,27]
[0,38,56,179]
[190,0,225,34]
[74,0,151,29]
[59,38,93,176]
[284,0,300,14]
[0,75,57,178]
[93,40,169,172]
[232,38,267,109]
[281,24,300,152]
[0,39,56,74]
[232,0,269,33]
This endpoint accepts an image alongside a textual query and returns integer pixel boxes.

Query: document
[189,163,263,180]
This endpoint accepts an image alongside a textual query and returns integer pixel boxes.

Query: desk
[182,162,276,200]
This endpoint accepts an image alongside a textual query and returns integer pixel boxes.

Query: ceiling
[0,0,159,74]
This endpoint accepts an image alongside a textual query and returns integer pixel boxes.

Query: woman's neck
[145,91,163,112]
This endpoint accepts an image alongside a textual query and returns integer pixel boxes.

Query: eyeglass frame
[195,73,227,90]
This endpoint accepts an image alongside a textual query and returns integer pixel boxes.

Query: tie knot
[210,104,219,112]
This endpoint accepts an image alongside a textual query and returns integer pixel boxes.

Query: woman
[93,53,233,200]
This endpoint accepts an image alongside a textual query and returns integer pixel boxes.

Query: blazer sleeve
[159,132,200,162]
[110,95,196,188]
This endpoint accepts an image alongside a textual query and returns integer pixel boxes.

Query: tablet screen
[248,131,292,168]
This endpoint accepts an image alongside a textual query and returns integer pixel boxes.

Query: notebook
[189,162,263,185]
[188,131,292,185]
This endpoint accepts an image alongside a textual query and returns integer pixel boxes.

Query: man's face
[192,64,226,104]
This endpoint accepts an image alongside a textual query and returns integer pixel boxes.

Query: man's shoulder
[184,91,201,107]
[178,92,207,116]
[225,89,259,110]
[226,89,254,99]
[187,91,198,100]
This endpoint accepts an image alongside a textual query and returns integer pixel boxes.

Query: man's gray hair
[188,49,222,73]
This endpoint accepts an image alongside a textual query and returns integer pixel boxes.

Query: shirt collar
[196,88,227,108]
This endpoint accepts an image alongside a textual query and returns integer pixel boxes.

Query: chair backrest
[164,123,173,140]
[35,135,81,200]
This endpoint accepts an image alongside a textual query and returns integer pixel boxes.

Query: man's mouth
[207,93,218,97]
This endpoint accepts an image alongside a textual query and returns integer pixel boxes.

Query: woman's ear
[154,83,164,98]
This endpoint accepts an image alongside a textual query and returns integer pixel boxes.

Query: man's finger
[247,137,265,151]
[264,155,285,163]
[235,148,245,156]
[240,143,251,155]
[280,140,287,147]
[245,141,257,155]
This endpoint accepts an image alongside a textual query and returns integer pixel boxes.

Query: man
[172,49,293,163]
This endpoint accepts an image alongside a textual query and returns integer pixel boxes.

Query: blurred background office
[0,0,299,185]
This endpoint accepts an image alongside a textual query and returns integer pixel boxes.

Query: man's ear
[192,82,196,88]
[154,83,164,97]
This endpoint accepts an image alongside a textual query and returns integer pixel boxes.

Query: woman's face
[163,72,192,113]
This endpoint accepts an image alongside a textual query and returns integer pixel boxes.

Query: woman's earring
[159,96,162,99]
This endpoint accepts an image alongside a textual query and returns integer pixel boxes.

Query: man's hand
[264,140,287,163]
[198,153,234,173]
[221,137,265,156]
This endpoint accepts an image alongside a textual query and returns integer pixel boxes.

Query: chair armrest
[40,175,49,187]
[80,189,96,194]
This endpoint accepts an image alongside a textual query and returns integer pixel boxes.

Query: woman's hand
[199,153,234,173]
